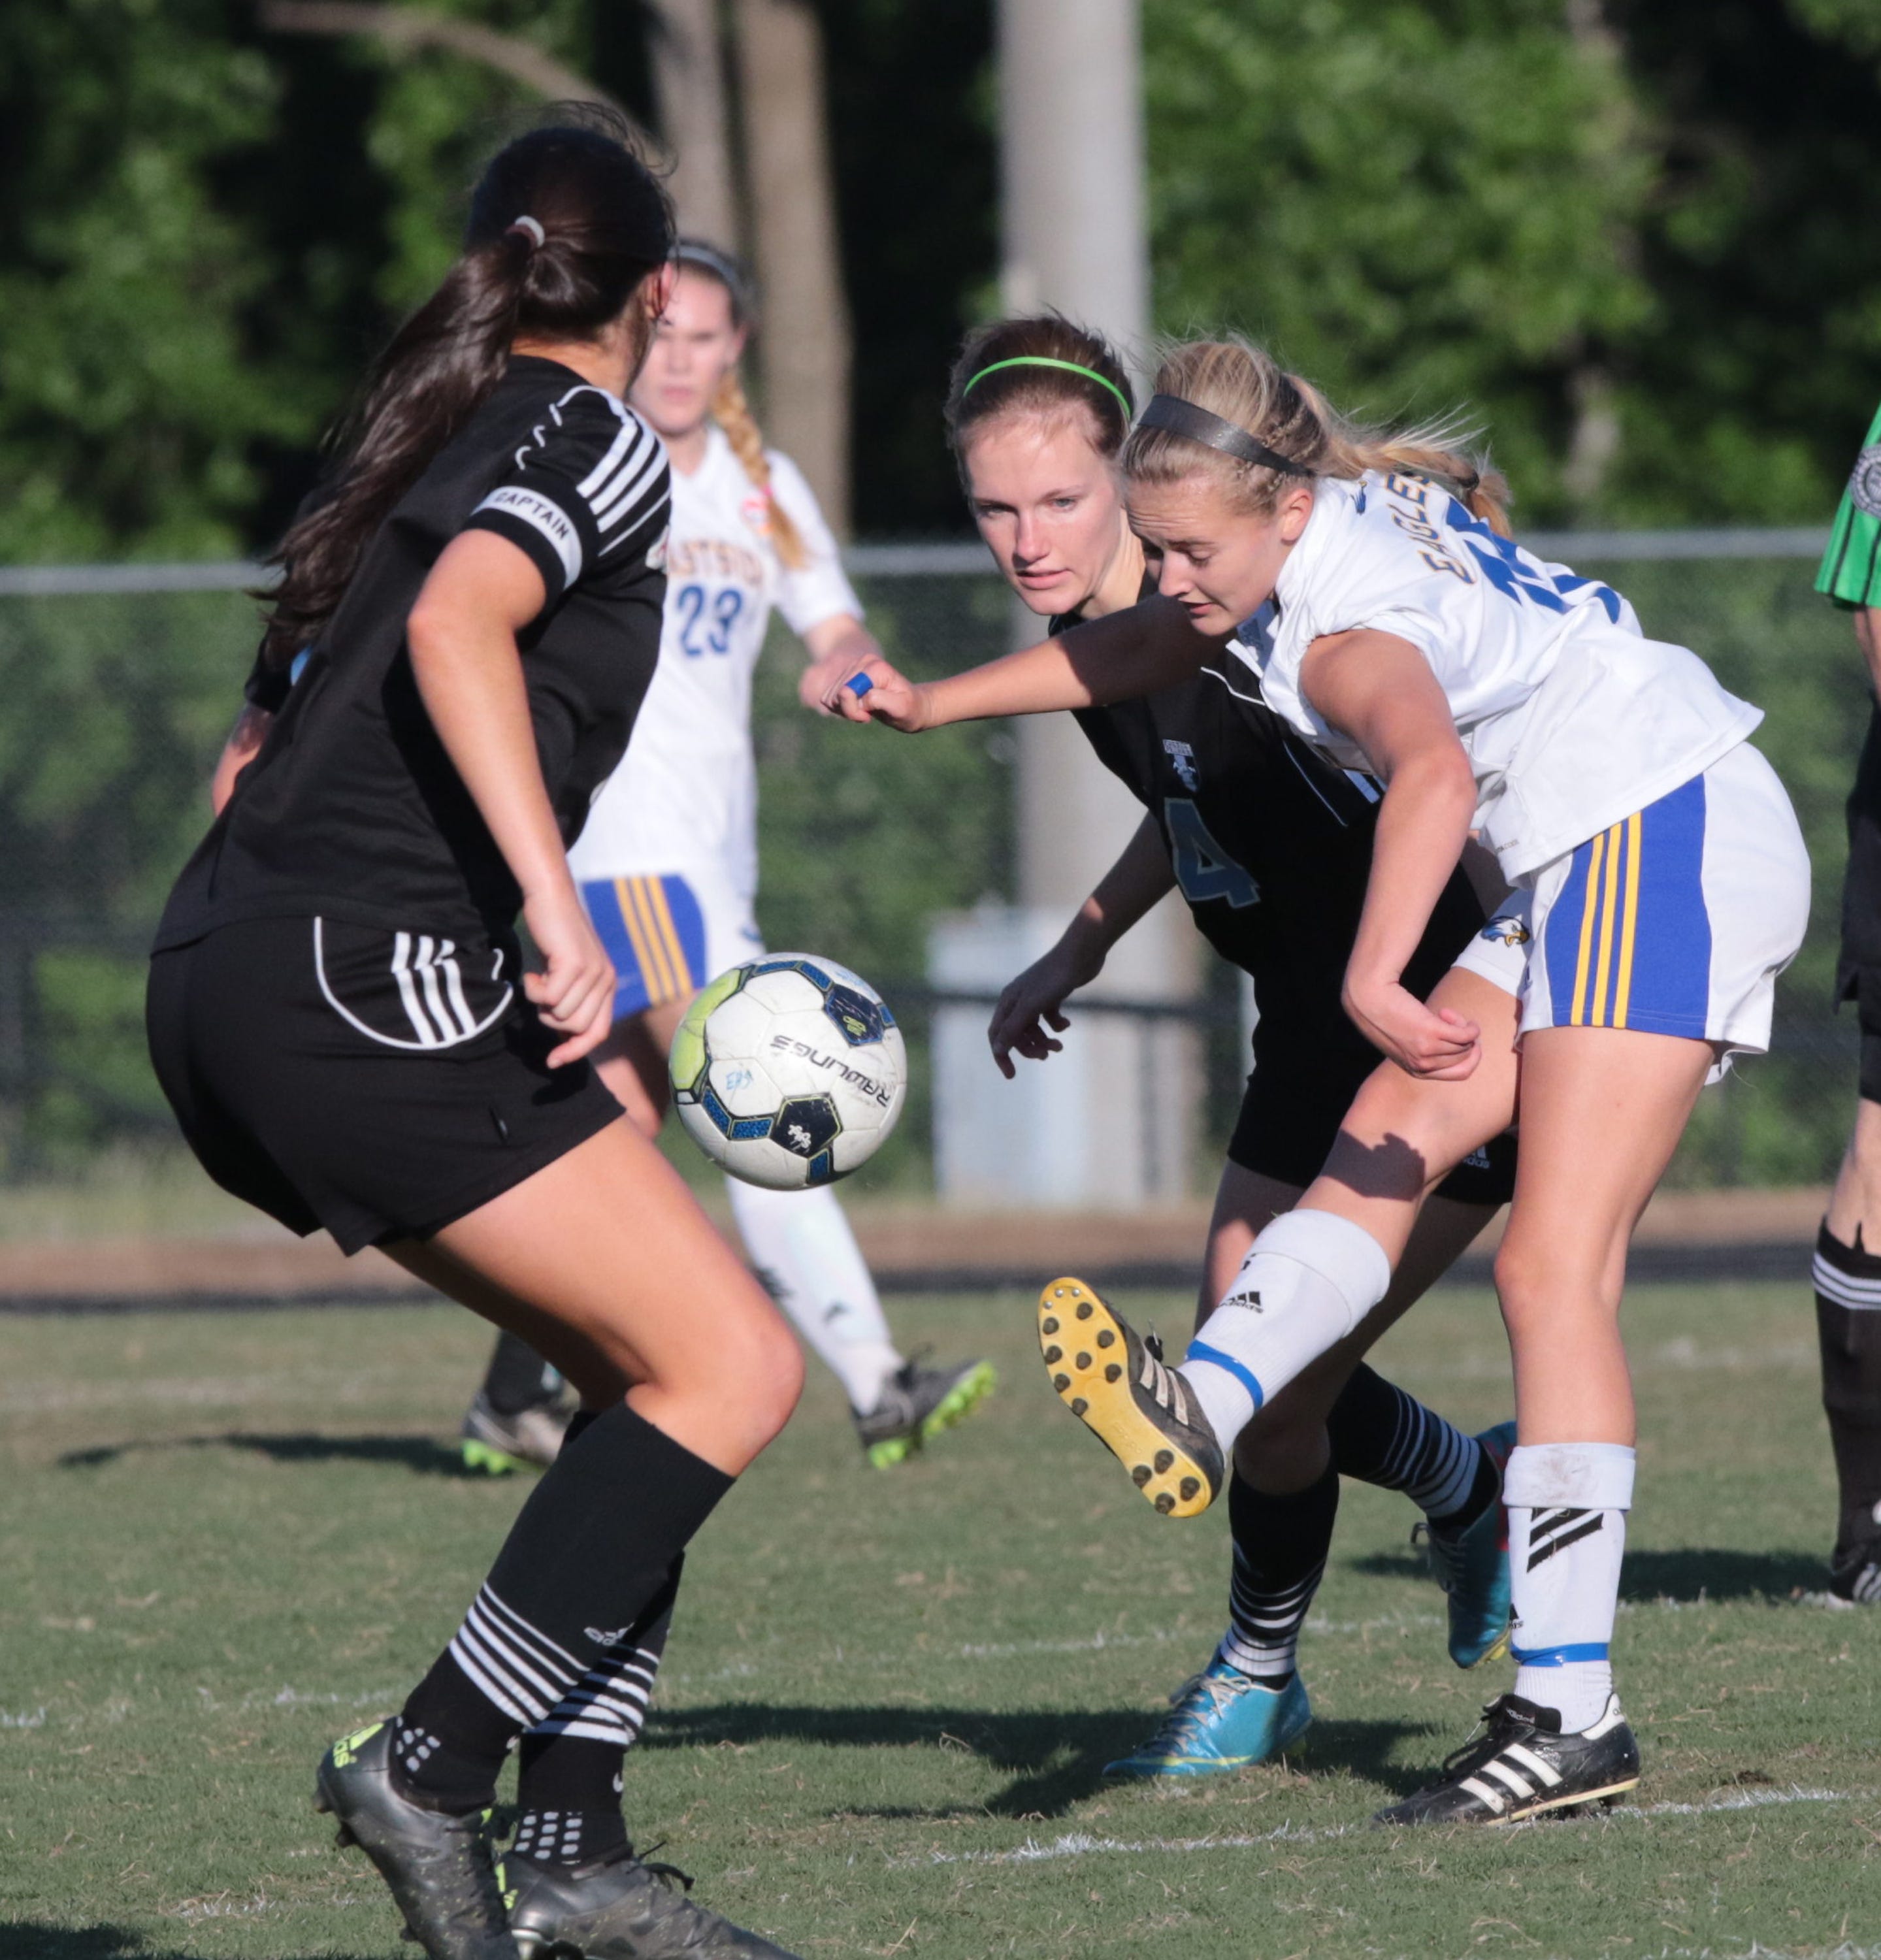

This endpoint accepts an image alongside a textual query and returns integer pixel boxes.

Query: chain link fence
[0,532,1860,1209]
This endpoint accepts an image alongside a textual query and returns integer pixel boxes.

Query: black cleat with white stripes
[1372,1692,1639,1827]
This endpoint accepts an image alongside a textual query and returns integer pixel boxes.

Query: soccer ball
[669,954,907,1190]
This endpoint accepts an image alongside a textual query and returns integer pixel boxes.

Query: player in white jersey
[829,336,1810,1826]
[466,242,992,1473]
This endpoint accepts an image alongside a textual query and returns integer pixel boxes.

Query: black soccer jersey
[155,355,671,949]
[1060,599,1489,1086]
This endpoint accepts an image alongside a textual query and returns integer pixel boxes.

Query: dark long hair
[262,106,674,663]
[944,314,1136,472]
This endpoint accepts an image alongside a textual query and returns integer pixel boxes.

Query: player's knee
[1234,1401,1323,1486]
[717,1307,804,1444]
[1493,1231,1621,1332]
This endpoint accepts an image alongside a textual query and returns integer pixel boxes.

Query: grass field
[5,1277,1880,1959]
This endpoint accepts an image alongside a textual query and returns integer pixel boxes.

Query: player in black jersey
[865,317,1524,1778]
[148,116,799,1960]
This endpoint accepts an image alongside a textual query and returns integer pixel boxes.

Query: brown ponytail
[262,107,674,664]
[1124,338,1511,537]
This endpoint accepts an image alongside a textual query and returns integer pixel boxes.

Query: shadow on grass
[56,1432,478,1477]
[642,1704,1431,1814]
[1,1932,381,1960]
[1349,1544,1823,1601]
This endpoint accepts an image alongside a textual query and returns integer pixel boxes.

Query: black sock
[397,1405,732,1812]
[513,1558,682,1868]
[1216,1461,1339,1686]
[483,1331,561,1416]
[1814,1222,1881,1582]
[1326,1362,1490,1528]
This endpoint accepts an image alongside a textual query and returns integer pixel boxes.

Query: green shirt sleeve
[1818,399,1881,609]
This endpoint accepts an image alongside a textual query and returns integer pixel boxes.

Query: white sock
[725,1179,902,1415]
[1178,1211,1392,1448]
[1505,1442,1635,1732]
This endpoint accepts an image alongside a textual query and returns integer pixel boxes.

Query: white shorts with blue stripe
[1509,742,1808,1078]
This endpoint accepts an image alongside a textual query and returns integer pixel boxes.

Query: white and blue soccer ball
[669,954,907,1190]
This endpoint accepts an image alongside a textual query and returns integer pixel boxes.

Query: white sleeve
[764,451,864,636]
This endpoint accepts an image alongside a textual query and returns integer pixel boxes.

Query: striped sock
[1325,1364,1491,1526]
[1505,1443,1634,1733]
[395,1407,730,1812]
[1216,1462,1339,1686]
[512,1559,681,1868]
[1813,1221,1881,1592]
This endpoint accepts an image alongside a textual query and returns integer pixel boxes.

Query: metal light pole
[930,0,1196,1210]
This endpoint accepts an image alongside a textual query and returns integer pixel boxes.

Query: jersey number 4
[1166,798,1260,909]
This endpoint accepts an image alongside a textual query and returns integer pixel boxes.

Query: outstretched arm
[989,814,1177,1077]
[823,596,1215,731]
[406,531,615,1066]
[798,612,878,714]
[1300,628,1481,1079]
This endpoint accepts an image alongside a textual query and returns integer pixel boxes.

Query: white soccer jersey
[567,423,861,900]
[1229,472,1763,882]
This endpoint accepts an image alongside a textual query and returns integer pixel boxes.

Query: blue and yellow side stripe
[1566,811,1644,1027]
[1542,775,1711,1039]
[578,874,706,1017]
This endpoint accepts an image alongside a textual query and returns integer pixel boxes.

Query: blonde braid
[710,370,808,570]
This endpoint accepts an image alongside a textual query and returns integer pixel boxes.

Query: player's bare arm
[989,813,1175,1077]
[825,593,1213,728]
[408,530,615,1066]
[1299,628,1480,1079]
[798,611,879,713]
[209,701,273,815]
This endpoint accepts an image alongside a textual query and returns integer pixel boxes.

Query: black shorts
[1839,706,1881,1103]
[146,915,623,1254]
[1226,1058,1517,1209]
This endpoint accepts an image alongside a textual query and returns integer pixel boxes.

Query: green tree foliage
[0,0,312,560]
[1605,0,1881,521]
[1143,0,1654,522]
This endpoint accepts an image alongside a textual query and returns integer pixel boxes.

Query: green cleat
[460,1392,572,1476]
[854,1357,996,1468]
[314,1720,517,1960]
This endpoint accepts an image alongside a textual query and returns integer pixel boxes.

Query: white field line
[891,1786,1858,1868]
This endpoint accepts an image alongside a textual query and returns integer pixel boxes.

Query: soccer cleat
[313,1720,518,1960]
[507,1844,802,1959]
[1415,1420,1517,1667]
[1104,1658,1311,1780]
[1037,1278,1223,1518]
[1372,1692,1640,1827]
[1828,1539,1881,1605]
[853,1356,996,1468]
[461,1392,573,1475]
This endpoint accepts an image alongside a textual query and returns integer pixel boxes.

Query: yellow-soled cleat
[1037,1278,1224,1518]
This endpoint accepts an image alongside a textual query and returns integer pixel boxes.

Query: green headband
[962,355,1133,419]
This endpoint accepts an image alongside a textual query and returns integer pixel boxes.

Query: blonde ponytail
[1125,338,1512,538]
[710,370,808,570]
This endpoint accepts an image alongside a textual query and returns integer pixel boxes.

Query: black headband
[1138,393,1311,476]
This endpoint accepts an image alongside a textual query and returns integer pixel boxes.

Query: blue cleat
[1417,1420,1516,1668]
[1104,1657,1311,1780]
